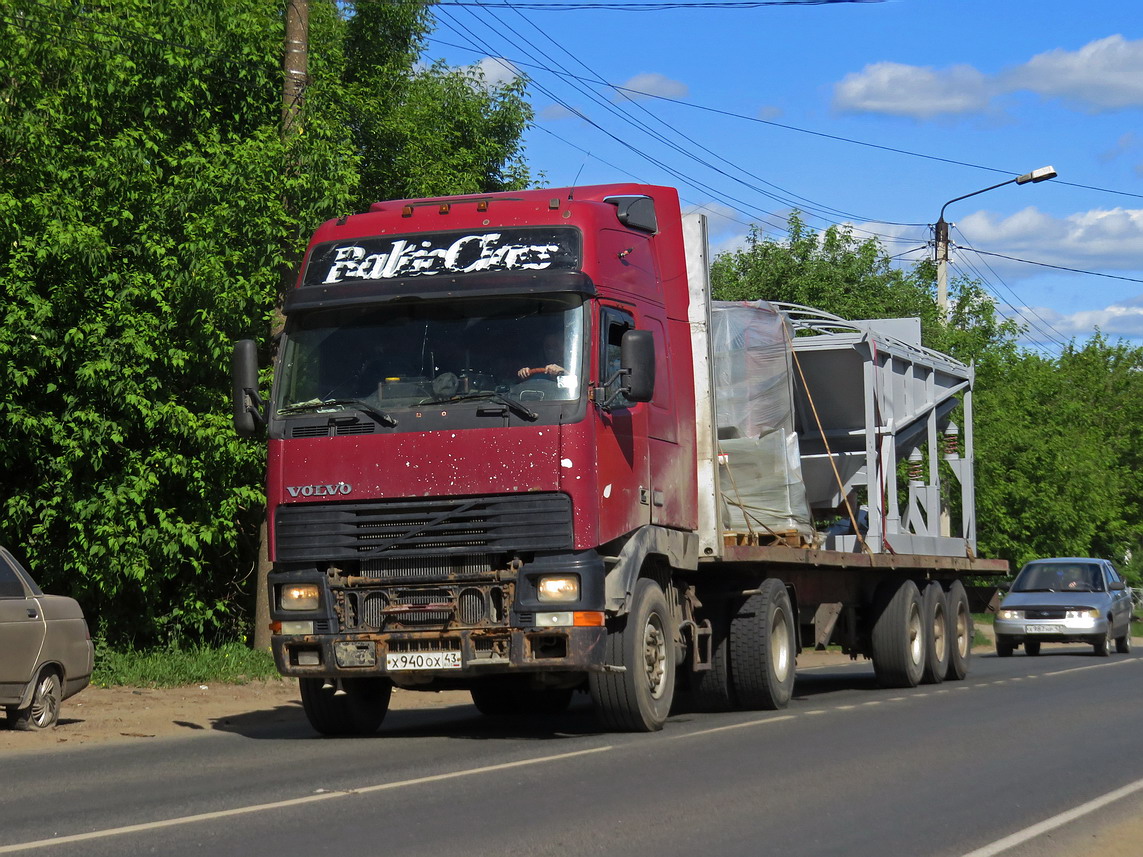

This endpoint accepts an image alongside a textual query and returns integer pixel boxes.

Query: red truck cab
[235,185,700,733]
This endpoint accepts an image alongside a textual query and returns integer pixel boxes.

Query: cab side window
[600,308,635,409]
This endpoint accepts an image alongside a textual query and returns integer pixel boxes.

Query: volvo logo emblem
[285,482,352,498]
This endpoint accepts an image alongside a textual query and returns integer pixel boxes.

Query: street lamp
[934,165,1057,315]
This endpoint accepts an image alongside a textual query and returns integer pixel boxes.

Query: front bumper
[994,615,1108,644]
[271,625,607,685]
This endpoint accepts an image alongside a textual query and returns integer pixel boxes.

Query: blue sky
[421,0,1143,354]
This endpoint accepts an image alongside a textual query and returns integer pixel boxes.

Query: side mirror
[621,328,655,403]
[1109,580,1126,592]
[232,339,265,437]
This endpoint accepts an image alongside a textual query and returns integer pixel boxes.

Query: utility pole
[282,0,309,139]
[254,0,310,653]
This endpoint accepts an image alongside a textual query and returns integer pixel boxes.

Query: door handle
[26,608,38,618]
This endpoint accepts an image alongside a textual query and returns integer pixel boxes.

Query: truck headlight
[281,583,320,611]
[537,575,580,602]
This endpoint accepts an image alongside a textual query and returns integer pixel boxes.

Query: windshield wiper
[278,398,398,427]
[422,391,538,422]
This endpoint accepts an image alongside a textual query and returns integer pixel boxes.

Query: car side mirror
[1109,580,1126,591]
[232,339,265,437]
[620,328,655,403]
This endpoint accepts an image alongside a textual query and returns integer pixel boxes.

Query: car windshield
[273,294,585,417]
[1012,562,1104,593]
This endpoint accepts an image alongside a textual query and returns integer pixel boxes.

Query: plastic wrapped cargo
[710,301,812,539]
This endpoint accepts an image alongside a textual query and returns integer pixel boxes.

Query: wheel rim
[31,674,60,728]
[932,606,947,662]
[954,604,969,658]
[770,607,791,682]
[642,613,668,700]
[907,602,924,666]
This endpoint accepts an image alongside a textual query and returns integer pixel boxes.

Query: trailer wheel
[589,577,675,732]
[299,677,392,736]
[470,677,574,716]
[944,580,972,680]
[871,580,925,688]
[689,605,733,712]
[728,578,796,710]
[921,583,950,684]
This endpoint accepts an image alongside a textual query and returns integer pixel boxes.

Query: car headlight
[280,583,320,611]
[1066,608,1100,620]
[537,575,580,602]
[998,609,1022,620]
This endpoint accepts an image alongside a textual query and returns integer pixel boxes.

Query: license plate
[385,651,462,671]
[1025,624,1062,634]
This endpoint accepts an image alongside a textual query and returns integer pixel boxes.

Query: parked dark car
[0,547,93,729]
[994,557,1133,657]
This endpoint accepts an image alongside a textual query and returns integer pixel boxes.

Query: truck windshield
[274,295,585,417]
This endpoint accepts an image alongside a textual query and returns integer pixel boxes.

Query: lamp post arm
[938,178,1017,222]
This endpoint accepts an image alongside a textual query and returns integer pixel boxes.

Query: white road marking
[674,714,796,739]
[0,746,612,854]
[959,776,1143,857]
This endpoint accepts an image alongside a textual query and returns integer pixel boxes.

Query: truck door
[594,305,651,543]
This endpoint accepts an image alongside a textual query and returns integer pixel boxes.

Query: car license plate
[385,651,462,671]
[1025,624,1062,634]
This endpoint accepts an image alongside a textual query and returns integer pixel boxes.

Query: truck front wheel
[728,578,796,710]
[299,677,392,736]
[590,578,675,732]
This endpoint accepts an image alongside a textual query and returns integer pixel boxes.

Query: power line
[961,248,1143,285]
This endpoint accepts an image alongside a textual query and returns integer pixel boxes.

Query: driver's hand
[545,364,566,376]
[517,367,531,379]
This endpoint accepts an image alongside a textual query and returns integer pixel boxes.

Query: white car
[994,557,1133,657]
[0,547,94,729]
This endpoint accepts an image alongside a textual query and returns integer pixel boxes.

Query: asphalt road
[3,646,1141,857]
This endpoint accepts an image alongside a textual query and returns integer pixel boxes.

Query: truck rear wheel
[299,677,392,736]
[871,580,925,688]
[921,582,949,684]
[590,578,675,732]
[728,578,796,710]
[944,580,972,680]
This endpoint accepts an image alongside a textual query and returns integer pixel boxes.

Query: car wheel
[1093,627,1113,657]
[11,669,63,731]
[995,636,1015,658]
[1116,626,1132,654]
[1024,640,1041,656]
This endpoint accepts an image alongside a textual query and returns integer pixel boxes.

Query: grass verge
[93,642,280,688]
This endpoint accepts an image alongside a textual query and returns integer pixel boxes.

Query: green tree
[0,0,532,645]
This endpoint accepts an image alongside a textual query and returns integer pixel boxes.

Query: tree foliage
[0,0,532,644]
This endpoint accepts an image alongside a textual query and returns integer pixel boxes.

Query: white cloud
[614,72,689,103]
[467,57,522,88]
[540,102,580,121]
[954,206,1143,274]
[1002,35,1143,112]
[833,35,1143,119]
[833,61,992,118]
